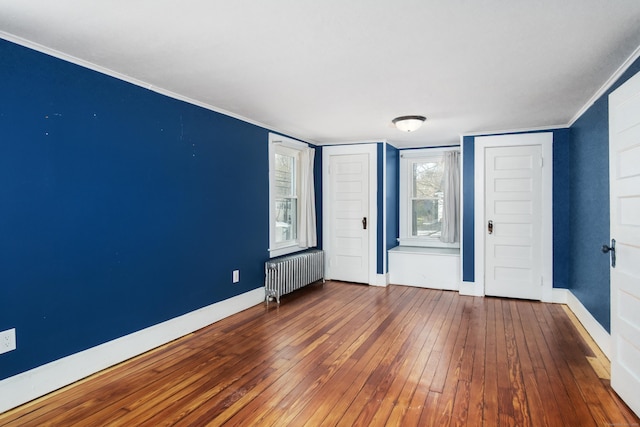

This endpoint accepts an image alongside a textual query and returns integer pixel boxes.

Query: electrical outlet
[0,329,16,355]
[232,270,240,283]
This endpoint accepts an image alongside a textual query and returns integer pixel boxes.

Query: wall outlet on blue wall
[232,270,240,283]
[0,329,16,354]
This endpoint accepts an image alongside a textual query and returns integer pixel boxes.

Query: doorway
[322,144,377,285]
[474,133,553,301]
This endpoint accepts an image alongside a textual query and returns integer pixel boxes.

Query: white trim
[399,146,460,158]
[318,139,387,146]
[473,132,554,301]
[388,246,459,255]
[568,44,640,127]
[459,281,484,297]
[268,133,310,258]
[398,147,461,249]
[551,288,569,304]
[269,133,308,151]
[322,143,378,285]
[461,124,568,138]
[0,287,265,414]
[372,273,390,287]
[397,238,460,248]
[0,32,316,147]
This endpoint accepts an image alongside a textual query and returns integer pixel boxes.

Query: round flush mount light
[392,115,427,132]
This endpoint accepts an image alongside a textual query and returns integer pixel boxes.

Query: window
[273,147,299,245]
[399,148,460,248]
[410,157,445,239]
[269,133,316,257]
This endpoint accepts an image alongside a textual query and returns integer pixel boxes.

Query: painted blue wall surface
[314,146,323,250]
[570,102,611,331]
[385,144,400,267]
[552,129,571,289]
[0,38,321,380]
[568,57,640,333]
[377,143,385,274]
[462,136,475,282]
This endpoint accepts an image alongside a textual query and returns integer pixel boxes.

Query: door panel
[609,69,640,418]
[328,153,369,283]
[485,145,542,300]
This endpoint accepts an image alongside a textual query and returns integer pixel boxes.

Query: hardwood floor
[1,281,638,426]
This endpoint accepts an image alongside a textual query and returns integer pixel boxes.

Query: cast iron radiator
[265,249,324,304]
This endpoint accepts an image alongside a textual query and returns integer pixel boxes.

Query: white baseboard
[551,288,610,359]
[551,288,569,304]
[371,273,389,287]
[459,280,484,297]
[0,287,265,414]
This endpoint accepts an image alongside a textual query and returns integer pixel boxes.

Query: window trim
[268,133,308,258]
[399,147,460,249]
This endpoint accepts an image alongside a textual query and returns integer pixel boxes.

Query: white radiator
[265,249,324,304]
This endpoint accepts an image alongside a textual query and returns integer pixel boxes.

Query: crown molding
[317,139,386,146]
[461,123,568,138]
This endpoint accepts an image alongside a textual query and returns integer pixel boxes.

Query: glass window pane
[275,153,295,197]
[412,199,441,237]
[412,160,444,198]
[275,197,297,243]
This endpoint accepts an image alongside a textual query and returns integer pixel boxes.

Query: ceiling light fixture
[392,115,426,132]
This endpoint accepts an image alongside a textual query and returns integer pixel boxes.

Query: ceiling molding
[461,123,570,138]
[568,43,640,127]
[0,31,316,146]
[316,140,387,147]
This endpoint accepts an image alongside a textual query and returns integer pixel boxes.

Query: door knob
[362,217,367,230]
[602,238,616,268]
[488,220,493,235]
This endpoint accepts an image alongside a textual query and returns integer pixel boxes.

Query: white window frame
[269,133,308,258]
[399,147,460,249]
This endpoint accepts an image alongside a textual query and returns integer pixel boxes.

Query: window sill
[397,238,459,250]
[269,244,307,258]
[389,246,460,256]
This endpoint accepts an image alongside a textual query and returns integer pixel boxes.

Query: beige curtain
[298,146,317,248]
[440,150,460,243]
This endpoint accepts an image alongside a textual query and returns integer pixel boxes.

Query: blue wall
[552,129,571,290]
[0,38,319,380]
[314,146,323,250]
[385,144,400,270]
[462,136,475,282]
[375,141,399,275]
[461,129,571,288]
[377,143,384,274]
[568,56,640,333]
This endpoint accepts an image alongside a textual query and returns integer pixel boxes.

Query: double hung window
[410,156,445,239]
[269,133,316,257]
[273,146,299,246]
[399,148,460,248]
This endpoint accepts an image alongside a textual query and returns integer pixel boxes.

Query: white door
[609,70,640,417]
[323,145,376,284]
[484,145,543,300]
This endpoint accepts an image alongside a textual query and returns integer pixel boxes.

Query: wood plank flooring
[1,281,638,426]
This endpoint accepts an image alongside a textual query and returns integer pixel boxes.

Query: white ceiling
[1,1,640,148]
